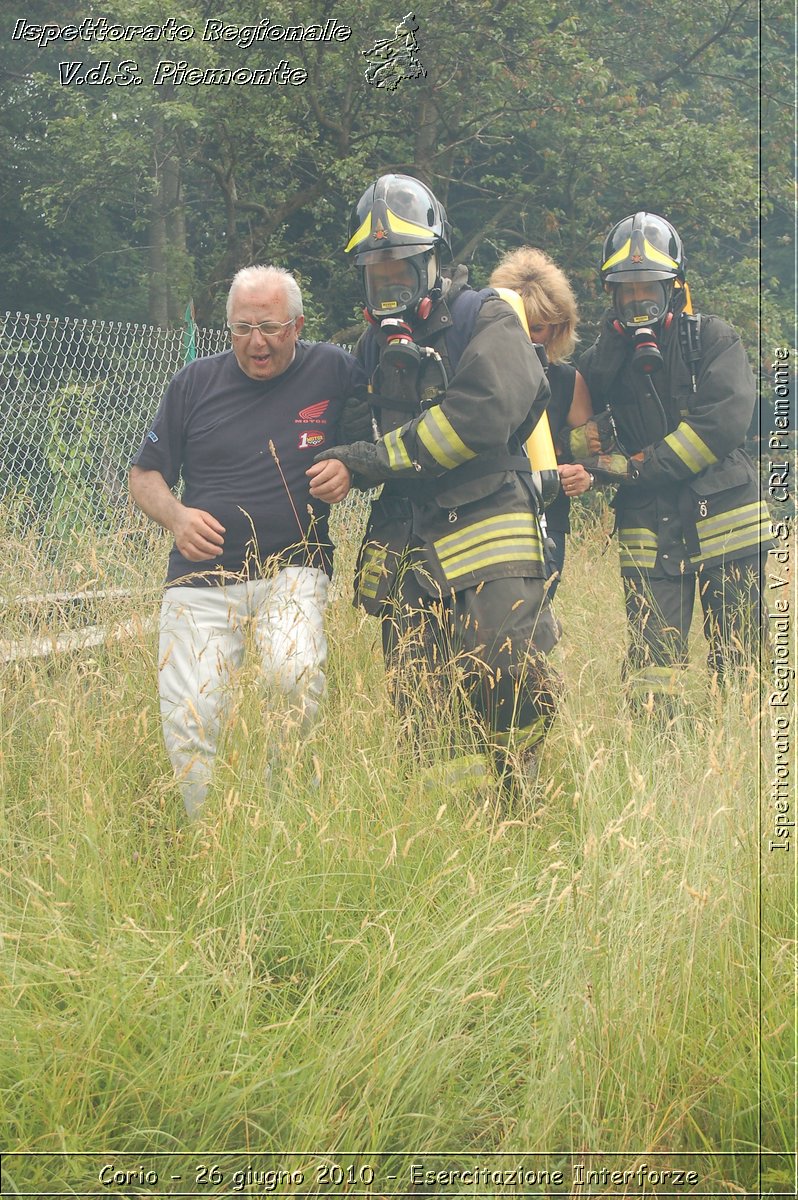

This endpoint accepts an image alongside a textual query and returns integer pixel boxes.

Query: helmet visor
[354,241,434,267]
[613,280,672,327]
[363,255,426,316]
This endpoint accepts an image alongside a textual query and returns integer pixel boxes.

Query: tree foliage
[0,0,791,344]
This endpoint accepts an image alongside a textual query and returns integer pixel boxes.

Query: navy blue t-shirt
[132,341,366,585]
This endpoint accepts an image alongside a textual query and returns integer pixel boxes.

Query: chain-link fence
[0,312,369,602]
[0,311,228,595]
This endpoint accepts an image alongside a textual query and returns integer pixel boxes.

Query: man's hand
[314,441,394,484]
[306,458,352,503]
[172,506,226,561]
[129,466,225,560]
[558,463,594,497]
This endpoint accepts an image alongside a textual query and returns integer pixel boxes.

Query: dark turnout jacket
[578,310,772,577]
[351,271,551,606]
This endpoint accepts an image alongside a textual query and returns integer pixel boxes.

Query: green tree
[1,0,787,346]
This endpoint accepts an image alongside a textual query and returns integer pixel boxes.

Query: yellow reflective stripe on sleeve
[619,549,658,569]
[383,426,413,471]
[344,212,371,253]
[664,422,718,473]
[417,406,476,469]
[358,576,381,600]
[618,526,656,539]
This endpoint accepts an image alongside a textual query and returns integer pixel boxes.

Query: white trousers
[158,567,329,817]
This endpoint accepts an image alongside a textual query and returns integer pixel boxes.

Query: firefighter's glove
[314,441,394,484]
[558,411,618,461]
[337,387,374,443]
[580,452,644,485]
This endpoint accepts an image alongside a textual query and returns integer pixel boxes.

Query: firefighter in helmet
[311,174,560,800]
[560,211,771,711]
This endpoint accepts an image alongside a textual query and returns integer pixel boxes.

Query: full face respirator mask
[362,250,438,324]
[362,250,444,386]
[612,280,673,375]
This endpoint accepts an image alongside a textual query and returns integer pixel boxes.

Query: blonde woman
[490,247,594,595]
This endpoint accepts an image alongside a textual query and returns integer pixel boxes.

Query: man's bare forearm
[129,466,182,532]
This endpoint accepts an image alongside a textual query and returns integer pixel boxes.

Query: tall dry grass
[0,508,792,1196]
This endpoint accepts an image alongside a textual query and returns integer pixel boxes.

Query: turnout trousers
[622,555,764,706]
[380,564,561,765]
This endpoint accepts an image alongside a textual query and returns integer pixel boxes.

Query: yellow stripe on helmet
[386,207,436,241]
[601,238,632,272]
[344,212,372,254]
[601,236,678,273]
[641,238,679,270]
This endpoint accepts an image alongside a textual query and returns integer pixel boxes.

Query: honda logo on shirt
[295,400,329,424]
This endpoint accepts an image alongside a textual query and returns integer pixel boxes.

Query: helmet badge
[631,252,643,263]
[373,219,388,240]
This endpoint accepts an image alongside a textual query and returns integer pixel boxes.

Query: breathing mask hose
[623,325,668,439]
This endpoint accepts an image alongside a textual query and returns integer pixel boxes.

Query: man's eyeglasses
[228,319,296,338]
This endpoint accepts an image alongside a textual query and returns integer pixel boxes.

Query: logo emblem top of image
[363,12,427,91]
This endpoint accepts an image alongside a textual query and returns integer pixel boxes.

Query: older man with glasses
[130,265,365,817]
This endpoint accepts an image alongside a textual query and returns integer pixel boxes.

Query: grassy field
[0,506,793,1197]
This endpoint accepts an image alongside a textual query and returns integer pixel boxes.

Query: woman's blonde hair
[489,246,579,362]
